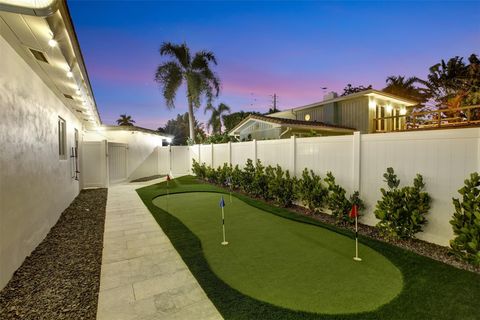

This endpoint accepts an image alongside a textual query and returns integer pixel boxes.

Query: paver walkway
[97,178,222,320]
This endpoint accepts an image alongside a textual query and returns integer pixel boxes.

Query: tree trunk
[187,98,196,143]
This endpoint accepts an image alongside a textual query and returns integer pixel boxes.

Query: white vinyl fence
[158,127,480,246]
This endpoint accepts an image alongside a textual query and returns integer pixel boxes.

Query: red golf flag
[349,204,358,219]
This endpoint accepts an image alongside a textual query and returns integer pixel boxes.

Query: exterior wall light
[166,137,172,144]
[66,71,73,78]
[48,39,57,47]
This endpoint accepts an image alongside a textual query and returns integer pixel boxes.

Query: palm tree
[116,114,135,126]
[205,103,231,134]
[155,42,220,142]
[383,76,427,110]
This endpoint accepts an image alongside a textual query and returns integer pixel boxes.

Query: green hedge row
[191,159,480,266]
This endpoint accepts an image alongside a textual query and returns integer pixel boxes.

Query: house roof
[229,114,356,136]
[0,0,101,128]
[269,89,418,118]
[101,125,173,138]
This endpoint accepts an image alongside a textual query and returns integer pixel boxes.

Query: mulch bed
[0,188,108,320]
[131,175,165,182]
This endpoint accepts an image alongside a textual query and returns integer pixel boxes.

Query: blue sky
[68,0,480,130]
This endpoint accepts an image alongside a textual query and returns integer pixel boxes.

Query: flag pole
[353,213,361,262]
[220,196,228,246]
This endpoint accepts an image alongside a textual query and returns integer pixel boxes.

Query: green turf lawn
[137,176,480,320]
[154,192,402,314]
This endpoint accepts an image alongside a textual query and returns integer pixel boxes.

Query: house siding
[337,97,369,133]
[296,106,325,123]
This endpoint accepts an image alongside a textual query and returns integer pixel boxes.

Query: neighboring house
[0,0,171,290]
[229,90,417,140]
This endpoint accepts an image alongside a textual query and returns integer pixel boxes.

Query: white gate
[82,140,108,188]
[108,143,128,183]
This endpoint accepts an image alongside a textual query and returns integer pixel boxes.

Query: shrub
[374,167,431,239]
[268,165,295,207]
[450,172,480,266]
[241,159,256,193]
[231,165,242,189]
[251,160,270,199]
[324,172,365,223]
[191,159,207,179]
[294,169,327,212]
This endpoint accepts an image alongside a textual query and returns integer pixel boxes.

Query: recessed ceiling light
[76,88,81,95]
[66,71,73,78]
[48,39,57,47]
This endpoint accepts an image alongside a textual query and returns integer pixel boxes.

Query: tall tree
[158,112,206,145]
[222,111,261,133]
[341,84,372,96]
[154,42,220,142]
[417,54,480,110]
[116,114,135,126]
[383,76,427,110]
[205,102,231,134]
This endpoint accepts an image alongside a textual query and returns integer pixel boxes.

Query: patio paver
[97,179,222,320]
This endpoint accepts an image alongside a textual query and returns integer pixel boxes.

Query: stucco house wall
[0,34,83,289]
[84,129,165,181]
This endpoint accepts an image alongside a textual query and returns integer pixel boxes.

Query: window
[58,117,67,159]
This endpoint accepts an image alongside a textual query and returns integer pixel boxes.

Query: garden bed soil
[130,175,165,182]
[0,188,107,320]
[210,181,480,274]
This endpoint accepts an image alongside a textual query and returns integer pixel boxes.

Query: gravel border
[0,188,107,320]
[209,181,480,274]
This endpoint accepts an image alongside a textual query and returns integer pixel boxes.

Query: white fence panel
[360,128,480,245]
[158,147,170,174]
[200,144,213,167]
[164,127,480,246]
[296,136,353,192]
[171,146,190,175]
[257,139,291,170]
[213,143,229,168]
[231,141,254,167]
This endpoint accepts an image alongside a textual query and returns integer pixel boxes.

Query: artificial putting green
[153,192,402,314]
[137,176,480,320]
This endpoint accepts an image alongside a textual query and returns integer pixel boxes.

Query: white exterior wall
[84,129,164,181]
[0,34,83,289]
[182,127,480,246]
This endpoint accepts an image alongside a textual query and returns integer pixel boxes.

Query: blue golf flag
[219,196,225,208]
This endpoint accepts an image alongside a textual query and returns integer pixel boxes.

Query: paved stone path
[97,179,222,320]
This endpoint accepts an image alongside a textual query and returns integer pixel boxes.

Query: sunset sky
[69,1,480,130]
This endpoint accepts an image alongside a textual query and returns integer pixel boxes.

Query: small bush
[450,172,480,266]
[294,169,327,212]
[242,159,256,194]
[268,165,295,207]
[251,160,270,199]
[374,167,431,239]
[231,165,242,189]
[325,172,365,223]
[191,159,207,180]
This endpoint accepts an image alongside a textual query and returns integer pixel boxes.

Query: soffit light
[66,71,73,78]
[48,38,57,47]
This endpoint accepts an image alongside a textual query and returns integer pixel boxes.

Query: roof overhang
[99,125,174,139]
[0,0,101,128]
[269,89,418,116]
[229,115,355,136]
[0,0,58,17]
